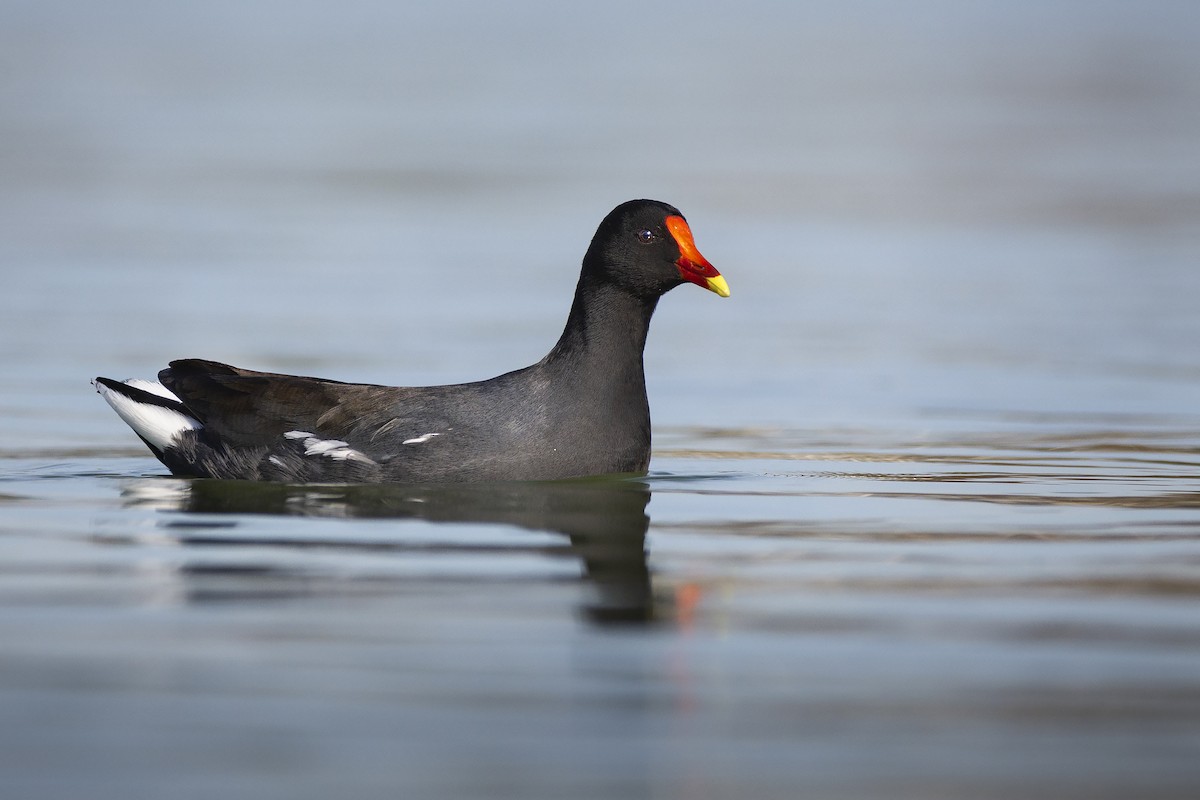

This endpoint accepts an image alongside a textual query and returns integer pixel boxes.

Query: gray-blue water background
[2,2,1199,798]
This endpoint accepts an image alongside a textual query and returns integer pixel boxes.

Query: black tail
[94,376,193,417]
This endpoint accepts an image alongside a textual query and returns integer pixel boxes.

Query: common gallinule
[94,199,729,483]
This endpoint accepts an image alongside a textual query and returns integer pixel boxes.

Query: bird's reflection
[118,477,656,624]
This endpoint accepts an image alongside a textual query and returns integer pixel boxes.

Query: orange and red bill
[666,215,730,298]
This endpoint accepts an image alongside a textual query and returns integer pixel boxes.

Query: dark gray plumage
[94,199,729,483]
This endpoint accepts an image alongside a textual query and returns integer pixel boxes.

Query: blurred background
[2,0,1198,449]
[3,3,1200,799]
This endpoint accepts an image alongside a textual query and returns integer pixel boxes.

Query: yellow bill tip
[706,274,731,298]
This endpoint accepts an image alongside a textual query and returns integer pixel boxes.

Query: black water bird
[94,199,729,483]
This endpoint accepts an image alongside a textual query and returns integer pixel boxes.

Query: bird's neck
[544,276,658,380]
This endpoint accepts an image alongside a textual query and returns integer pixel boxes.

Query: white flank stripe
[403,432,441,445]
[304,438,352,457]
[95,381,201,451]
[283,431,373,463]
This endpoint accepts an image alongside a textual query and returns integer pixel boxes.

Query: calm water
[2,2,1200,798]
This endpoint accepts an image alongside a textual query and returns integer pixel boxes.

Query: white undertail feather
[94,379,202,452]
[124,379,183,402]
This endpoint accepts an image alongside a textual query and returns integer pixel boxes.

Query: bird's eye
[637,229,657,244]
